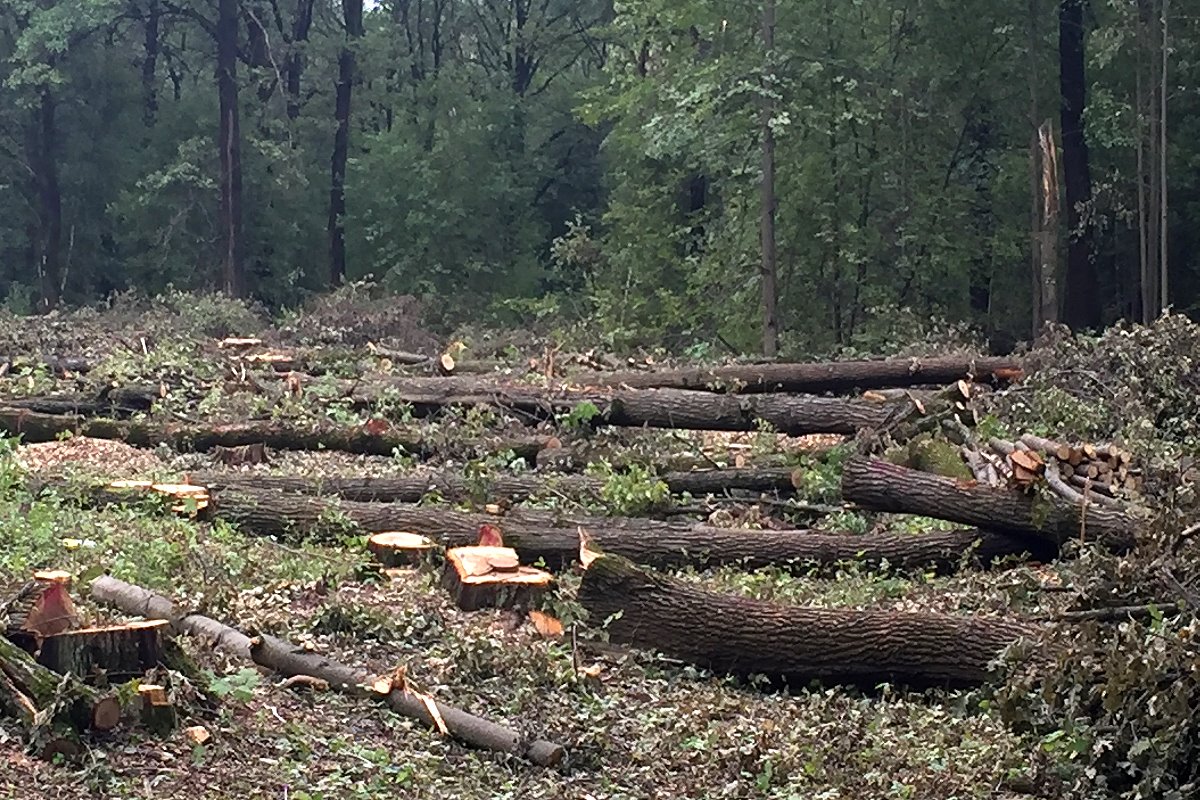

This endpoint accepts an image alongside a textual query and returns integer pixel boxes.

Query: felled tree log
[204,488,1043,573]
[0,407,549,460]
[590,356,1022,394]
[89,576,565,766]
[89,576,253,660]
[37,620,169,682]
[2,385,158,417]
[287,372,899,435]
[192,466,801,505]
[841,457,1138,552]
[578,554,1037,687]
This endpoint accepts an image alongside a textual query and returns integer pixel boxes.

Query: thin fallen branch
[89,576,565,766]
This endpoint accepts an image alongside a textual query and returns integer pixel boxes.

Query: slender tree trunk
[285,0,315,121]
[1158,0,1168,312]
[1037,121,1060,329]
[1027,0,1056,336]
[1136,6,1151,323]
[217,0,245,297]
[759,0,779,358]
[1058,0,1099,329]
[142,0,160,128]
[328,0,364,288]
[33,90,63,311]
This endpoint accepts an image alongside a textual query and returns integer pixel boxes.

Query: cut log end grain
[366,532,437,567]
[38,619,169,681]
[441,547,552,611]
[90,694,122,731]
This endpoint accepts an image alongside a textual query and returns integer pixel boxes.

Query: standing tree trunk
[1028,0,1058,336]
[33,90,63,311]
[285,0,315,121]
[1157,0,1168,313]
[328,0,363,287]
[217,0,245,298]
[1136,3,1152,323]
[142,0,160,128]
[1058,0,1099,329]
[759,0,779,358]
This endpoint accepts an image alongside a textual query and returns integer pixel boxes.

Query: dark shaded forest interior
[2,0,1198,352]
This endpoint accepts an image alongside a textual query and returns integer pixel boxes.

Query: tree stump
[441,547,553,611]
[38,619,168,682]
[366,532,437,567]
[138,684,176,735]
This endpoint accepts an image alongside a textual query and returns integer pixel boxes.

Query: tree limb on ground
[89,576,565,766]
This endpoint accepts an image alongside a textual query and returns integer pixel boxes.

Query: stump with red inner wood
[441,546,552,611]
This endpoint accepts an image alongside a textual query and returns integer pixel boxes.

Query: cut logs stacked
[979,434,1142,505]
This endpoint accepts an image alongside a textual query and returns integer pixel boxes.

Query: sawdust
[15,437,165,477]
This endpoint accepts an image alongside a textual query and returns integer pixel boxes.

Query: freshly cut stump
[441,546,552,611]
[367,532,437,567]
[38,619,168,682]
[138,684,176,735]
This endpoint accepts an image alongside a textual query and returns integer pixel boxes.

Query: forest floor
[0,291,1189,800]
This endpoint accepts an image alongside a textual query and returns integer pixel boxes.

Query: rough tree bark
[328,0,363,286]
[1058,0,1099,329]
[217,0,245,297]
[578,555,1038,687]
[192,466,802,504]
[592,356,1019,393]
[201,487,1043,573]
[0,407,549,460]
[289,374,899,435]
[841,456,1137,552]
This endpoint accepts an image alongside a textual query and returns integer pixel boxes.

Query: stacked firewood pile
[975,434,1141,507]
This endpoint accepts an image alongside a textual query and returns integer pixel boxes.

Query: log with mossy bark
[577,554,1037,687]
[89,576,565,766]
[588,356,1022,394]
[841,456,1138,552]
[0,407,549,460]
[191,466,802,505]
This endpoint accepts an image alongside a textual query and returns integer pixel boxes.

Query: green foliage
[204,668,261,703]
[585,460,671,516]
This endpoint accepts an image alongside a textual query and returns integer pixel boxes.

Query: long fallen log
[841,457,1138,552]
[578,554,1037,687]
[200,488,1042,572]
[0,408,549,461]
[89,576,565,766]
[190,466,802,505]
[589,356,1021,394]
[289,373,899,435]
